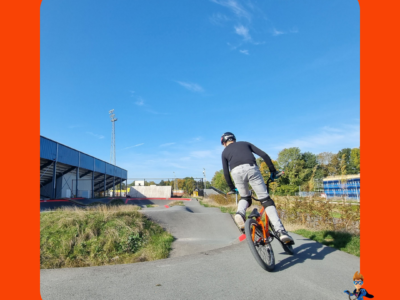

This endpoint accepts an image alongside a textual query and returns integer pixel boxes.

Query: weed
[40,205,173,269]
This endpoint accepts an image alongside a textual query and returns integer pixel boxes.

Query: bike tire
[244,219,275,272]
[281,243,294,255]
[268,221,295,256]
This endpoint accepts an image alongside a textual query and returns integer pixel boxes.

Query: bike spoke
[253,227,273,265]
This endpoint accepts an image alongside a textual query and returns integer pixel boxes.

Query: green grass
[40,205,174,269]
[168,201,185,207]
[293,229,360,256]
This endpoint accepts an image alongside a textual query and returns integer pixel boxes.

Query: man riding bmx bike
[220,132,294,244]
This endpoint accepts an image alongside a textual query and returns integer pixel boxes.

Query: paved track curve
[40,199,359,300]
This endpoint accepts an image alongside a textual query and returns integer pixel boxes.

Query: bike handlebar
[273,171,285,179]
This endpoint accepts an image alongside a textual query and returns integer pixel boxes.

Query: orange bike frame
[251,207,269,243]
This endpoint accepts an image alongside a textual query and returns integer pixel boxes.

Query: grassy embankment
[40,204,174,269]
[199,194,360,257]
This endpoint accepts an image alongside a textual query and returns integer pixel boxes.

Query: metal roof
[40,135,127,180]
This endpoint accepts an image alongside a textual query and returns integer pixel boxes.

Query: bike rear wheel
[281,243,294,255]
[244,219,275,272]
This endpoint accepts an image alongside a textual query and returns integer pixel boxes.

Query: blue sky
[40,0,360,180]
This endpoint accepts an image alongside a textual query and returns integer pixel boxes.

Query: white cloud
[86,132,105,139]
[211,0,251,21]
[123,143,144,150]
[135,97,144,106]
[209,13,230,25]
[239,49,249,55]
[176,81,204,93]
[272,28,285,36]
[160,142,176,147]
[275,124,360,152]
[234,24,251,40]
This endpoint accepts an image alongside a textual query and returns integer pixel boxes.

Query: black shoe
[276,230,294,244]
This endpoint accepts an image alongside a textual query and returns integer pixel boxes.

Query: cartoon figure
[344,271,374,299]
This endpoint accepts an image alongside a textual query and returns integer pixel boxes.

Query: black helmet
[221,132,236,145]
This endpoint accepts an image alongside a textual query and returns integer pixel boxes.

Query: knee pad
[259,196,275,208]
[240,196,252,207]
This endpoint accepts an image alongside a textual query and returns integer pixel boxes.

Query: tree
[211,170,230,192]
[183,177,195,195]
[317,152,334,177]
[350,147,360,174]
[302,152,318,169]
[327,154,340,176]
[277,147,301,170]
[177,179,185,190]
[259,160,279,184]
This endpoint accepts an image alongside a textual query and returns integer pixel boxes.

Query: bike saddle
[248,208,260,219]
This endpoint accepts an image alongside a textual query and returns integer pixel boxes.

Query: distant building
[323,174,360,200]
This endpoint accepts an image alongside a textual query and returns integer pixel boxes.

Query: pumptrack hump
[40,198,360,300]
[141,199,241,257]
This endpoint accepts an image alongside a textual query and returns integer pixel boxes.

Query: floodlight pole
[109,109,118,165]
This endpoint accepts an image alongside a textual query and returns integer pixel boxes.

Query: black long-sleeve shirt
[221,141,277,190]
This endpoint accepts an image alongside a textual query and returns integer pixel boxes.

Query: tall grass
[40,205,174,269]
[274,195,360,234]
[206,194,360,234]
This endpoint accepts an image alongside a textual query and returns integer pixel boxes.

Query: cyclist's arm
[222,154,235,190]
[249,143,277,173]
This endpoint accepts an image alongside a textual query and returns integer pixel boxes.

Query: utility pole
[203,168,207,189]
[173,172,177,190]
[109,109,118,165]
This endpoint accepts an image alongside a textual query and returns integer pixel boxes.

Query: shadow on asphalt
[274,240,337,272]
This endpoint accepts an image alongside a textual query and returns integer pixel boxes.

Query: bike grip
[276,171,284,178]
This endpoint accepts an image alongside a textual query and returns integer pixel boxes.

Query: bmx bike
[242,171,295,272]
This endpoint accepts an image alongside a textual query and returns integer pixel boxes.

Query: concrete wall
[128,186,172,198]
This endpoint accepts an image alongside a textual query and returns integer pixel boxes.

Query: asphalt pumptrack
[40,198,359,300]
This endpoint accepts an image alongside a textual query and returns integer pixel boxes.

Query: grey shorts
[230,164,269,199]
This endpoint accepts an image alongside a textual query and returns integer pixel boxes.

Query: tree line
[211,147,360,196]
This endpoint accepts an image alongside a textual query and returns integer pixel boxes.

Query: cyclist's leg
[231,165,252,227]
[247,165,285,232]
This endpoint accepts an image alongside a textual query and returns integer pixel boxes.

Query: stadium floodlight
[109,109,117,165]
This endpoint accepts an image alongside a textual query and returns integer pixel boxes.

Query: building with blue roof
[40,136,128,199]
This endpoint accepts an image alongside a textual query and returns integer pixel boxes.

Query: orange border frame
[360,0,396,297]
[1,0,394,298]
[2,0,41,299]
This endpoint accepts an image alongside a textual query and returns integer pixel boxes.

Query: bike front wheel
[244,218,275,272]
